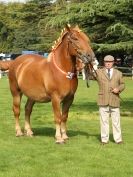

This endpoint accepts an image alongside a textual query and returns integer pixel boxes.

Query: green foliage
[93,41,133,54]
[44,0,133,53]
[0,0,133,54]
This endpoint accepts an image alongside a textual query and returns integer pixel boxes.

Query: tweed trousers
[99,106,122,143]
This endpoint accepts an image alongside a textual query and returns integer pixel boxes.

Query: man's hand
[93,59,99,71]
[111,88,120,94]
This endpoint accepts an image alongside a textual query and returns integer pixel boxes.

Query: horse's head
[51,25,96,80]
[65,24,95,64]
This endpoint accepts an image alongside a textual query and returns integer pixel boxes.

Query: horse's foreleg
[61,96,74,140]
[12,94,23,137]
[51,95,64,144]
[24,98,35,137]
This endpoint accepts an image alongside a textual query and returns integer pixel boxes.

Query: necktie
[107,69,110,79]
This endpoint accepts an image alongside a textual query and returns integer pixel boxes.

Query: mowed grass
[0,76,133,177]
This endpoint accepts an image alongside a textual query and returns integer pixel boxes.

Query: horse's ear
[74,25,81,32]
[65,24,71,32]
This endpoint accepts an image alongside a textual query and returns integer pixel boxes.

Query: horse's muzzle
[79,53,93,64]
[77,49,96,64]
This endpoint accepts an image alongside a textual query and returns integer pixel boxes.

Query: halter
[51,29,93,80]
[52,50,77,80]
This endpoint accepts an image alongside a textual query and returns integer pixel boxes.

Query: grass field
[0,76,133,177]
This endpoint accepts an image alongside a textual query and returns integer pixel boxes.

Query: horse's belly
[21,87,51,102]
[30,94,51,103]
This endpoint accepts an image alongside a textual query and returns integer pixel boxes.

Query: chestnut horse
[8,25,95,143]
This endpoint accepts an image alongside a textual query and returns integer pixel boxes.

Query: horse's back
[10,54,46,67]
[9,54,47,71]
[9,54,48,82]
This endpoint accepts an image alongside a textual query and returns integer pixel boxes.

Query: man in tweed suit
[94,55,125,144]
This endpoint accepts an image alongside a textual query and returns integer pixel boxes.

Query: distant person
[44,53,49,58]
[82,68,86,80]
[93,55,125,145]
[116,58,122,67]
[0,70,1,79]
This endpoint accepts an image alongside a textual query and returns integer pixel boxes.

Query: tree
[44,0,133,56]
[0,0,133,57]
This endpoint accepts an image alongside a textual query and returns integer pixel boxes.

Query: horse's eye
[72,36,78,41]
[71,34,78,41]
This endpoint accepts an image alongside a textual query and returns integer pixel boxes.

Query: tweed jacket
[95,68,125,107]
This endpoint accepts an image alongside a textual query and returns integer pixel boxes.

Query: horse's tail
[0,60,13,71]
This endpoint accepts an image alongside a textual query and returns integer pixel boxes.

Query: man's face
[104,61,114,69]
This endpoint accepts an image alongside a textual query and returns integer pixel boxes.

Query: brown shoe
[116,141,123,144]
[101,142,108,145]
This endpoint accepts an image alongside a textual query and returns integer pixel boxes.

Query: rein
[90,62,98,79]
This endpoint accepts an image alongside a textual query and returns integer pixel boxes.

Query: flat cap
[104,55,114,62]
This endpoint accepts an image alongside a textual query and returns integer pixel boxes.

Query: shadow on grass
[33,127,100,140]
[72,102,98,112]
[72,99,133,116]
[121,99,133,116]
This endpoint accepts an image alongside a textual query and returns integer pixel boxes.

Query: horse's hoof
[55,139,65,144]
[26,133,34,137]
[25,130,34,137]
[55,141,65,144]
[62,135,69,140]
[16,130,23,137]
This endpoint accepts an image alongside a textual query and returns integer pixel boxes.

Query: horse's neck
[53,43,76,72]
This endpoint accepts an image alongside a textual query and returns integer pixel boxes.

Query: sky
[0,0,27,3]
[0,0,57,3]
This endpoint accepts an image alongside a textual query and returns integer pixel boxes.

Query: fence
[115,66,133,80]
[0,66,133,80]
[79,66,133,80]
[97,66,133,79]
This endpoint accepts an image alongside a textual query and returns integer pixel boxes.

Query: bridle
[52,31,94,80]
[67,33,92,64]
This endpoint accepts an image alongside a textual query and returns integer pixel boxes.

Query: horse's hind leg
[61,95,74,140]
[12,93,23,136]
[24,98,35,137]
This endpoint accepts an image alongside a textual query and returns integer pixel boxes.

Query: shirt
[106,68,113,79]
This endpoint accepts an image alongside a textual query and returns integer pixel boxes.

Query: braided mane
[51,28,68,50]
[51,25,82,51]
